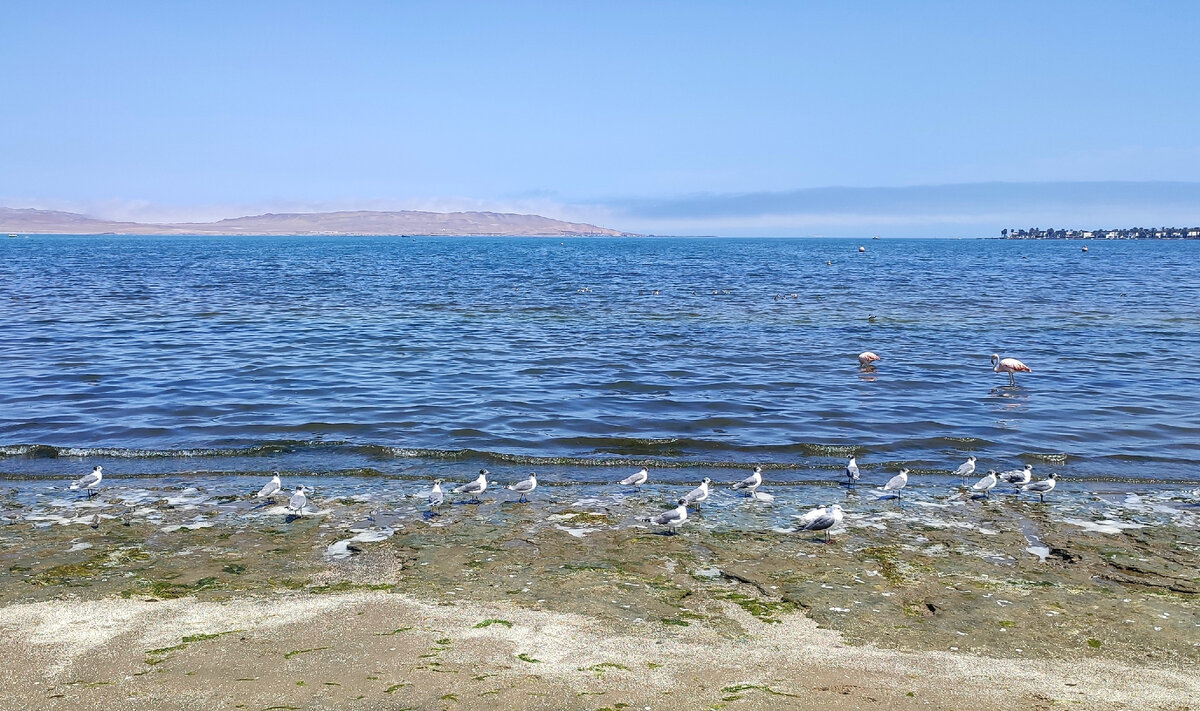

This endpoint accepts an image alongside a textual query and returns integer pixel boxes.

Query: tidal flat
[0,477,1197,710]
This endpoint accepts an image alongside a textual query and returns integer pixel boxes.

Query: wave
[0,438,1187,470]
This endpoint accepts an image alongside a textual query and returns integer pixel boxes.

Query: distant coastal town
[1001,226,1200,239]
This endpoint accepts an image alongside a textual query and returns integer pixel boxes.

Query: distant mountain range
[0,207,632,237]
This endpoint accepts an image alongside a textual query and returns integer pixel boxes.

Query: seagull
[454,469,489,502]
[799,504,844,542]
[858,351,880,368]
[642,499,689,535]
[883,469,909,499]
[845,456,860,487]
[256,472,282,499]
[971,470,999,498]
[991,353,1032,386]
[999,464,1033,490]
[69,466,103,498]
[288,486,308,516]
[730,466,763,493]
[795,505,828,527]
[619,468,649,491]
[428,479,445,510]
[952,456,977,486]
[1021,473,1058,502]
[682,478,712,508]
[507,472,537,503]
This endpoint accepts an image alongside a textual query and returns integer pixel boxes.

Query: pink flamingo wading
[991,353,1031,386]
[858,351,880,368]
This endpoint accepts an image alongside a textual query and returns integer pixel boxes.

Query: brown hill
[0,207,632,237]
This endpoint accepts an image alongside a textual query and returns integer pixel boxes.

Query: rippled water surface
[2,235,1199,482]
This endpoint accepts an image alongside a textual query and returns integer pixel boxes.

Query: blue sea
[2,234,1199,487]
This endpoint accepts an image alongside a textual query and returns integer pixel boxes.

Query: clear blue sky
[4,1,1199,236]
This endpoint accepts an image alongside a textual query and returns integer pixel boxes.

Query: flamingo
[991,354,1032,386]
[858,351,880,368]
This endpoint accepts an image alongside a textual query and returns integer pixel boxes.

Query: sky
[3,1,1199,236]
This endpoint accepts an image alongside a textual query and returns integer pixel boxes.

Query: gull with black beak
[454,469,489,503]
[845,455,860,487]
[428,479,445,511]
[952,456,976,486]
[1021,473,1058,502]
[882,469,909,499]
[507,472,537,503]
[730,466,762,494]
[682,478,712,508]
[972,470,999,498]
[288,486,308,516]
[70,466,103,498]
[619,468,649,491]
[256,472,282,499]
[642,499,689,535]
[1000,464,1033,490]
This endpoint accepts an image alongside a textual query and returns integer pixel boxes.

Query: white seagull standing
[799,504,844,543]
[845,455,860,487]
[507,472,537,503]
[883,469,909,499]
[1021,473,1058,502]
[971,470,999,498]
[256,472,282,499]
[991,353,1032,386]
[428,479,445,510]
[288,486,308,516]
[642,499,689,535]
[999,464,1033,490]
[952,456,977,486]
[682,478,712,508]
[730,466,763,494]
[619,468,649,491]
[795,505,828,528]
[454,469,489,502]
[70,466,103,498]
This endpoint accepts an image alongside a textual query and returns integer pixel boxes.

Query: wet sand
[1,480,1198,709]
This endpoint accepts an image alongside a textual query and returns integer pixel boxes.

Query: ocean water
[2,234,1199,487]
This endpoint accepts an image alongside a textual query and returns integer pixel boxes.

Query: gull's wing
[801,512,835,531]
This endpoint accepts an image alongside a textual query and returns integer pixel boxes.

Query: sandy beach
[2,479,1197,711]
[2,588,1197,711]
